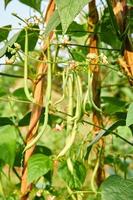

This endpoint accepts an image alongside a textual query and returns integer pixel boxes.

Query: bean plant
[0,0,133,200]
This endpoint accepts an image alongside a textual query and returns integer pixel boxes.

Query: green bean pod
[24,45,52,151]
[67,73,74,133]
[87,67,102,113]
[24,28,34,102]
[57,72,82,158]
[54,67,69,105]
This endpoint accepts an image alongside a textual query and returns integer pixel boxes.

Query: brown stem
[20,0,55,199]
[88,0,105,187]
[112,0,126,32]
[21,61,47,199]
[113,0,133,85]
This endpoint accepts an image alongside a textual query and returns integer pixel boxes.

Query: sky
[0,0,34,27]
[0,0,48,27]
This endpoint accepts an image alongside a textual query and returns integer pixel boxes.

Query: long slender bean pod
[52,44,59,73]
[88,67,102,113]
[24,28,34,102]
[57,72,82,158]
[67,157,74,174]
[67,73,74,133]
[24,45,52,151]
[54,67,69,105]
[91,158,99,194]
[76,72,83,116]
[83,89,89,112]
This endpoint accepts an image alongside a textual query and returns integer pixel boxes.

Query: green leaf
[114,112,127,120]
[126,103,133,126]
[0,125,16,167]
[86,120,126,148]
[45,10,60,38]
[34,145,52,156]
[55,0,90,33]
[0,25,39,57]
[56,21,87,37]
[14,143,24,167]
[18,109,44,127]
[106,0,121,38]
[7,31,21,47]
[0,87,7,97]
[4,0,12,8]
[67,21,87,37]
[19,0,41,12]
[27,154,53,184]
[104,155,114,165]
[13,87,28,100]
[0,117,14,126]
[0,25,11,42]
[34,196,45,200]
[18,109,45,127]
[100,175,133,200]
[0,31,20,58]
[102,96,126,115]
[18,112,31,126]
[69,46,87,62]
[48,114,63,128]
[127,0,133,6]
[18,109,62,127]
[99,8,121,49]
[16,25,39,51]
[58,160,86,189]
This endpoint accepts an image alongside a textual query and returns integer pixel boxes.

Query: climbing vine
[0,0,133,200]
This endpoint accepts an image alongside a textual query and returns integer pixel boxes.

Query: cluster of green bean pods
[23,33,102,154]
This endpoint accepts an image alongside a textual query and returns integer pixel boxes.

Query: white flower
[100,53,108,64]
[87,53,97,59]
[47,196,56,200]
[69,60,77,69]
[60,35,70,44]
[55,124,63,131]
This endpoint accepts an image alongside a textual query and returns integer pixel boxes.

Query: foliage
[0,0,133,199]
[126,103,133,126]
[100,175,133,200]
[27,154,53,184]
